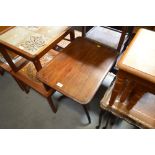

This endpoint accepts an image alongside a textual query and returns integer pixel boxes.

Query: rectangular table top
[118,28,155,83]
[37,37,116,104]
[0,26,69,56]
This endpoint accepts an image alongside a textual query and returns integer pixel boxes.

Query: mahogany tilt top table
[37,37,117,104]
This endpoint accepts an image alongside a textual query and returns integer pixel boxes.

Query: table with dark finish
[37,37,117,123]
[37,37,116,103]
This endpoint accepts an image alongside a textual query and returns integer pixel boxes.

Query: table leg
[33,59,42,72]
[82,105,91,124]
[82,26,86,37]
[21,83,30,94]
[0,47,18,72]
[47,96,57,113]
[96,110,105,129]
[0,67,5,76]
[42,83,51,90]
[69,29,75,41]
[120,80,135,102]
[102,112,111,129]
[13,76,30,93]
[127,86,145,110]
[109,71,126,106]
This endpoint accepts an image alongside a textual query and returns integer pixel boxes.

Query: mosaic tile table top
[0,26,69,55]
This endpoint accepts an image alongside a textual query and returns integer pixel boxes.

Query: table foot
[102,113,111,129]
[0,67,5,76]
[120,80,135,102]
[109,71,126,106]
[47,96,57,113]
[127,86,145,110]
[96,110,105,129]
[82,105,91,124]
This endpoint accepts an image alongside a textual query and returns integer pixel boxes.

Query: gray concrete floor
[0,72,136,129]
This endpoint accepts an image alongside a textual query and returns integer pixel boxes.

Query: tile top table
[0,26,69,56]
[118,28,155,84]
[37,37,117,104]
[0,26,71,71]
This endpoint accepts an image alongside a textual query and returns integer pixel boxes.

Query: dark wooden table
[37,37,116,104]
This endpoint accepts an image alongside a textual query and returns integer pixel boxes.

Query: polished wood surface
[118,28,155,84]
[101,84,155,129]
[37,37,117,104]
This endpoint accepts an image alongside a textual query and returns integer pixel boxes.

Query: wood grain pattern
[37,37,117,104]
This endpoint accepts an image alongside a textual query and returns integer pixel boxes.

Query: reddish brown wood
[127,86,146,110]
[33,59,42,72]
[82,26,86,37]
[119,80,135,102]
[69,29,75,41]
[116,26,129,52]
[0,26,18,74]
[0,46,18,71]
[37,37,117,104]
[0,26,14,35]
[0,67,5,76]
[109,70,126,106]
[47,96,57,113]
